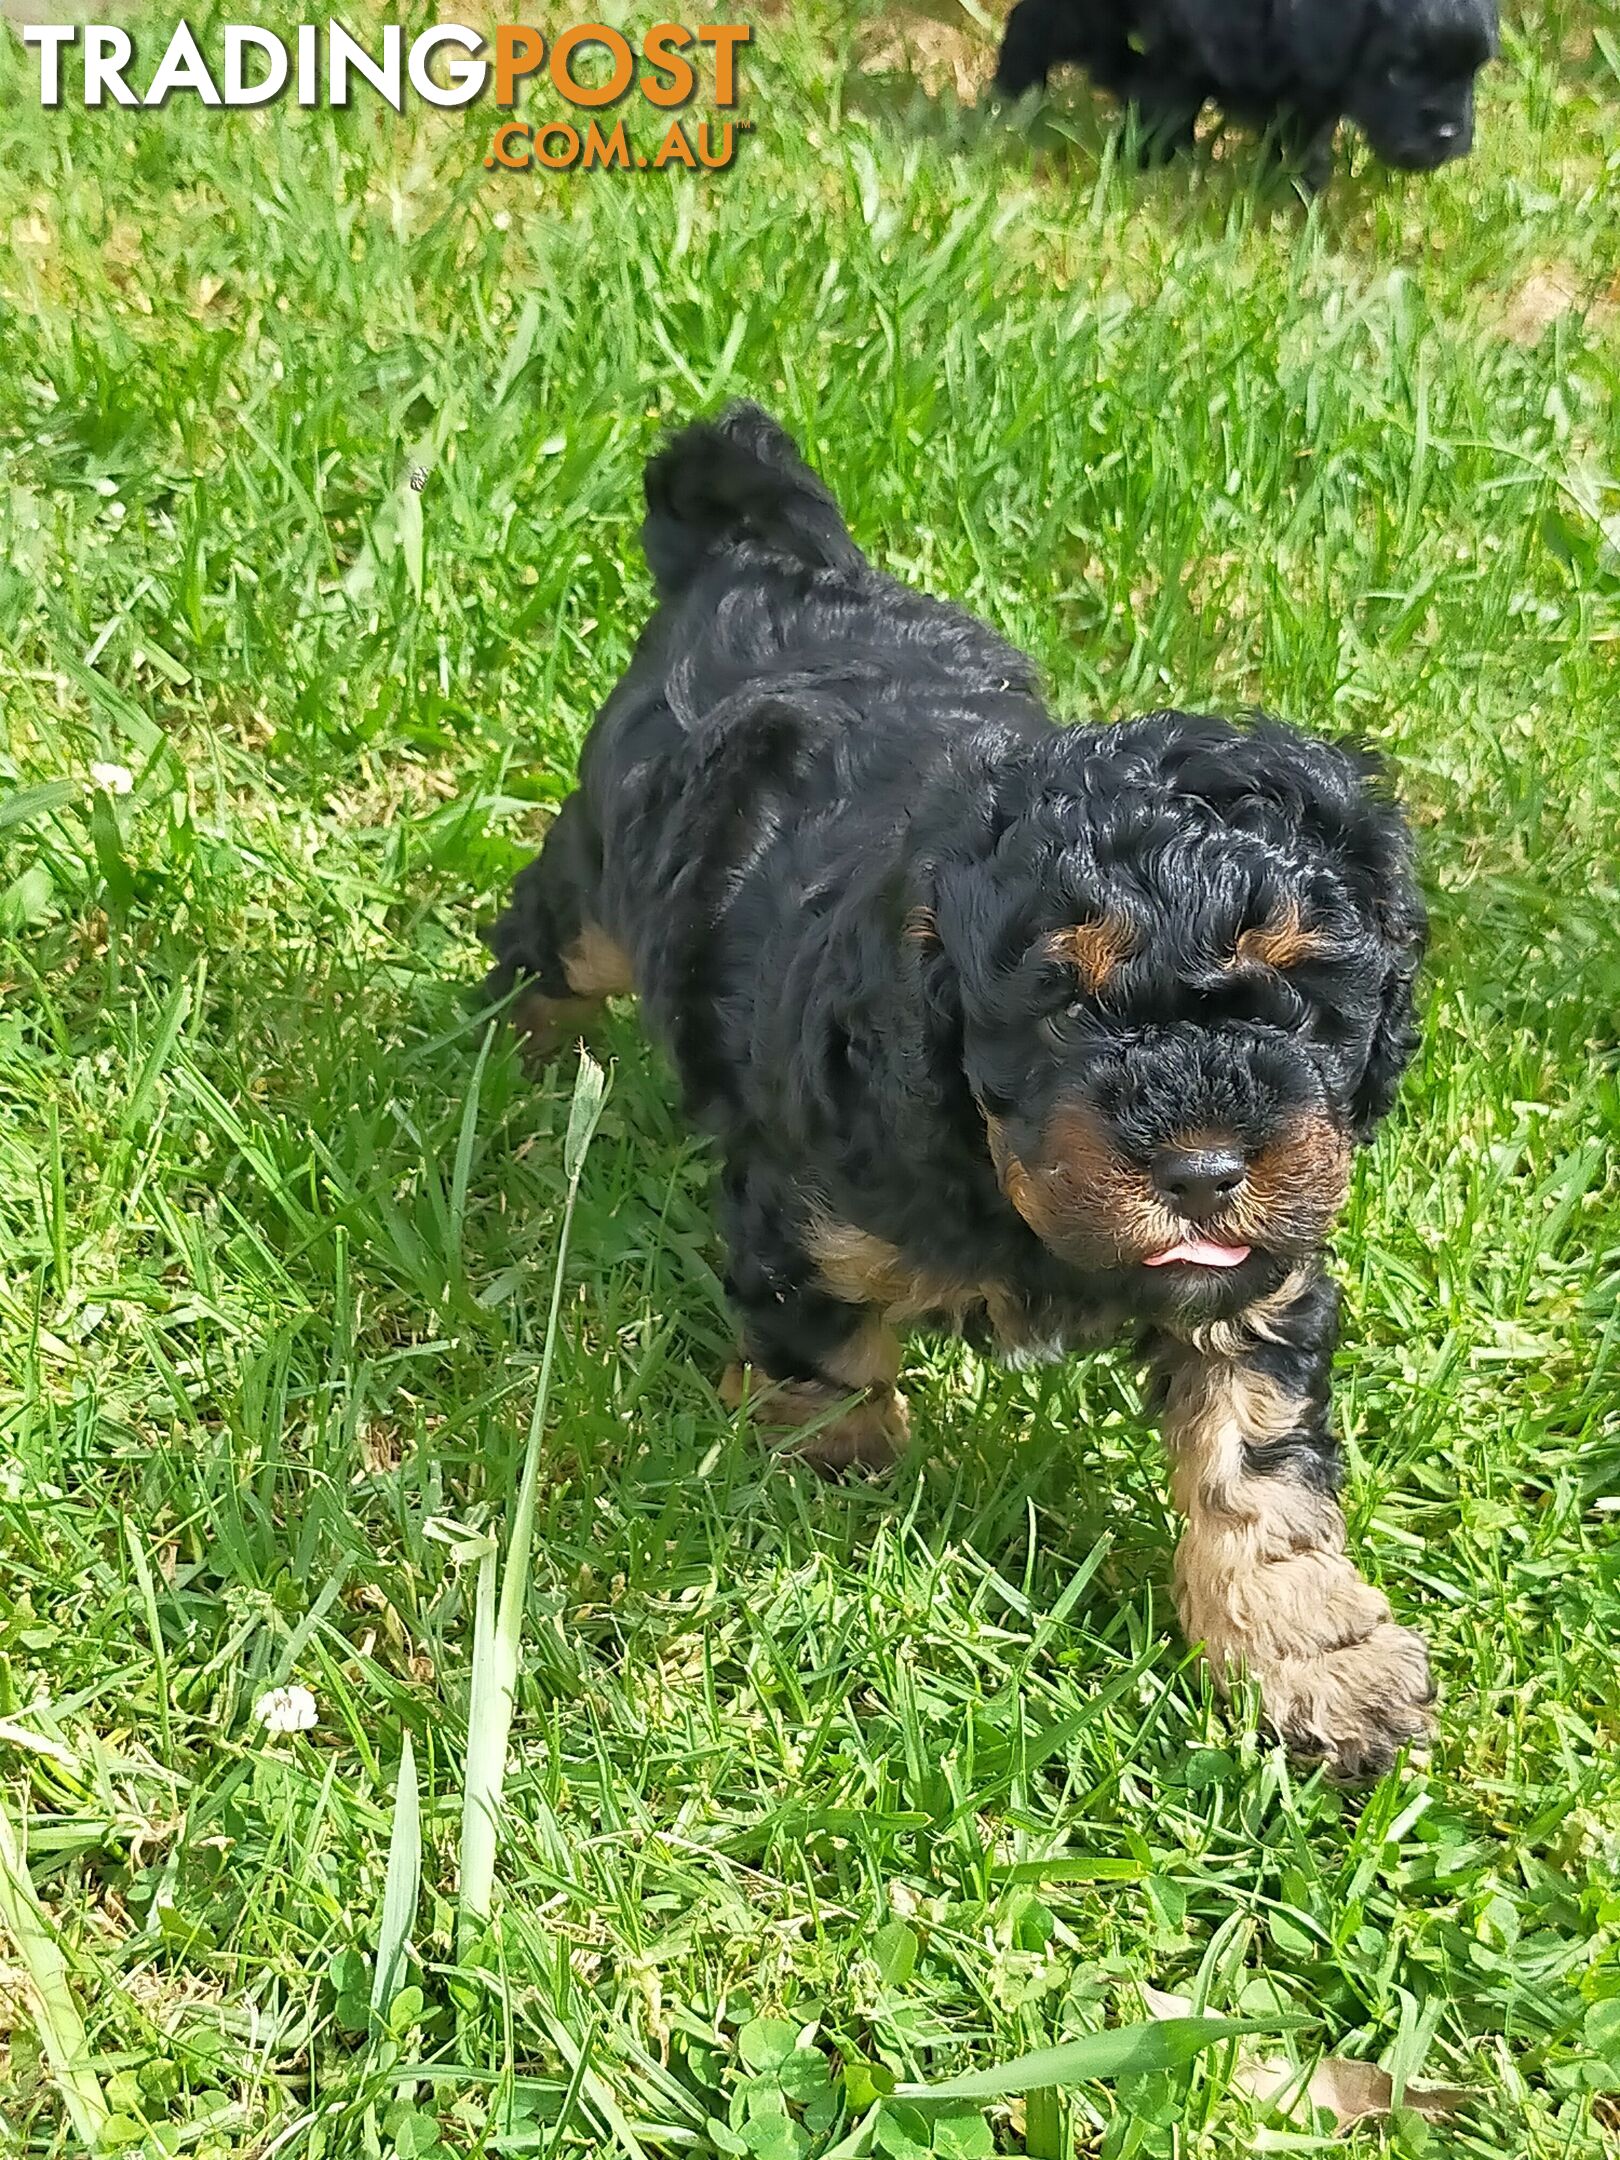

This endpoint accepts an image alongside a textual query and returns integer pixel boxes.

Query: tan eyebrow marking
[1231,903,1331,972]
[1046,915,1136,992]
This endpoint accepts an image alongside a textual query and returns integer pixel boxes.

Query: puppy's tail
[641,401,863,600]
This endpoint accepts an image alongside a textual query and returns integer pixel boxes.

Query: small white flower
[254,1685,318,1735]
[89,761,134,796]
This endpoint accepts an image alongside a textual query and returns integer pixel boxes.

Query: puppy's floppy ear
[1194,0,1292,87]
[1347,807,1416,1149]
[897,736,1035,1036]
[1278,0,1378,97]
[898,873,963,1040]
[1190,0,1374,92]
[1341,778,1426,1139]
[1241,722,1426,1137]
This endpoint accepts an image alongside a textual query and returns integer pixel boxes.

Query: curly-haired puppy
[486,403,1433,1778]
[993,0,1497,184]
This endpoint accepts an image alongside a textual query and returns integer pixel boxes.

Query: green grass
[2,0,1619,2152]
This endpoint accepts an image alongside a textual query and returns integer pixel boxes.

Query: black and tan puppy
[487,403,1433,1777]
[992,0,1497,185]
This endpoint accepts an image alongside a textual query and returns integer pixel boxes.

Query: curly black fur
[487,400,1423,1345]
[485,404,1433,1769]
[993,0,1497,182]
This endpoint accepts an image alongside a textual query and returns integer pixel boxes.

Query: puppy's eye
[1043,997,1103,1047]
[1302,1001,1351,1045]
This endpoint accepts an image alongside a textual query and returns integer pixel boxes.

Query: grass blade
[448,1022,496,1287]
[457,1050,610,1952]
[456,1531,503,1949]
[371,1730,422,2022]
[398,474,425,602]
[891,2016,1305,2099]
[1022,2083,1064,2158]
[0,1785,108,2147]
[563,1049,609,1180]
[124,1524,174,1764]
[0,778,77,834]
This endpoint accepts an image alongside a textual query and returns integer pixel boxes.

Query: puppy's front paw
[1257,1622,1436,1780]
[720,1364,909,1476]
[510,987,597,1067]
[780,1391,910,1474]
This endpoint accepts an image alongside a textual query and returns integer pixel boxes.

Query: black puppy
[992,0,1497,183]
[487,403,1433,1777]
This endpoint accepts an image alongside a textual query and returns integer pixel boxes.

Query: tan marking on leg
[561,923,634,999]
[803,1221,1060,1359]
[821,1315,903,1391]
[1162,1353,1434,1777]
[721,1357,909,1474]
[805,1221,985,1326]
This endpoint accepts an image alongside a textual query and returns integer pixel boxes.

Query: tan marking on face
[1221,1115,1352,1252]
[1158,1335,1434,1771]
[1046,915,1136,992]
[561,923,635,999]
[985,1106,1172,1265]
[997,1102,1348,1273]
[993,1142,1048,1234]
[1232,902,1330,973]
[720,1361,909,1473]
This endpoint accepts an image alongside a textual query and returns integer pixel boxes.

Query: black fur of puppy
[992,0,1498,185]
[486,403,1434,1777]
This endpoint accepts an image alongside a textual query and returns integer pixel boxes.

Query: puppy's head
[1343,0,1497,170]
[918,715,1424,1317]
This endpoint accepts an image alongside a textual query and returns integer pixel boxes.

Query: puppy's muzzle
[988,1104,1352,1269]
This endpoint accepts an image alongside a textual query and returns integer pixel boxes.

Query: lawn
[2,1,1619,2154]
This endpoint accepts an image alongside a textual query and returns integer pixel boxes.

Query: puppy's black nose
[1151,1144,1248,1218]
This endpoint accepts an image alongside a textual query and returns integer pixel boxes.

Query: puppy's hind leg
[1147,1272,1435,1779]
[718,1163,909,1475]
[483,795,634,1063]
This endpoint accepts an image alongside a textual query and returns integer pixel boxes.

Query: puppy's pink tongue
[1144,1238,1251,1268]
